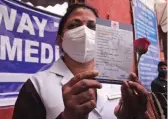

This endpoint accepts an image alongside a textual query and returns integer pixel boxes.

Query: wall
[0,106,13,119]
[86,0,132,24]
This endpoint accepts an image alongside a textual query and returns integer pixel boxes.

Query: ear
[56,35,63,49]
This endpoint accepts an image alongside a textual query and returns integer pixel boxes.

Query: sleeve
[12,79,46,119]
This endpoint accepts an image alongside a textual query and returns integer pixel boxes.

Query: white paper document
[95,18,134,84]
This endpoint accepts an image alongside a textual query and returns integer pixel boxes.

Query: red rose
[134,38,150,55]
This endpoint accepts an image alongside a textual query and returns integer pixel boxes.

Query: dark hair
[57,3,98,36]
[158,61,167,68]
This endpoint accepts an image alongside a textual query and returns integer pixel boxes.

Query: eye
[67,23,81,29]
[67,19,82,30]
[87,21,96,30]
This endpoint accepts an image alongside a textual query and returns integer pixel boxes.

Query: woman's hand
[115,73,149,119]
[62,71,102,119]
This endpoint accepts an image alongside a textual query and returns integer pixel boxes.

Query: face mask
[62,25,96,63]
[159,69,167,78]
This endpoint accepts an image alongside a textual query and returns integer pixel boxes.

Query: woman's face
[63,8,97,34]
[59,8,97,63]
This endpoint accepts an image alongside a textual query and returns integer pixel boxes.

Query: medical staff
[13,3,149,119]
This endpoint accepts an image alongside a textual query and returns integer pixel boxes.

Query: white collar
[49,58,74,85]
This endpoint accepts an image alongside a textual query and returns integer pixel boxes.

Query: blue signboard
[132,0,160,90]
[0,0,61,106]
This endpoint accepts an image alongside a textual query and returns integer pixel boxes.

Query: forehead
[66,8,96,23]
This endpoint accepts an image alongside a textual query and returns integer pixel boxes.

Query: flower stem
[136,54,142,77]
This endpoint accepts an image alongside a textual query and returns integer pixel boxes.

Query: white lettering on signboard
[17,13,35,36]
[0,35,22,61]
[0,4,57,64]
[54,22,59,27]
[0,5,50,37]
[41,43,53,63]
[25,40,39,63]
[0,35,56,63]
[0,5,17,31]
[33,16,47,38]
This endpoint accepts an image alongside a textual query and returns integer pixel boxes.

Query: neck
[63,54,94,75]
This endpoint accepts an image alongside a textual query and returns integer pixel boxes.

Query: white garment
[30,58,121,119]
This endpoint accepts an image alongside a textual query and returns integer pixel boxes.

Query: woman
[13,3,149,119]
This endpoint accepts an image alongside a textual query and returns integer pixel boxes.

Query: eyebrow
[67,19,82,25]
[67,19,96,24]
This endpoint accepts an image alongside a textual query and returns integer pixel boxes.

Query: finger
[128,81,148,96]
[71,79,102,94]
[122,81,136,103]
[122,82,138,113]
[114,103,123,117]
[128,81,148,110]
[114,98,123,116]
[77,99,96,115]
[74,89,95,104]
[121,84,127,99]
[121,84,135,114]
[121,82,130,106]
[67,71,99,87]
[128,72,141,84]
[128,81,148,103]
[122,81,134,96]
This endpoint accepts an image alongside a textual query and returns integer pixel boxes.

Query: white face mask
[62,25,96,63]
